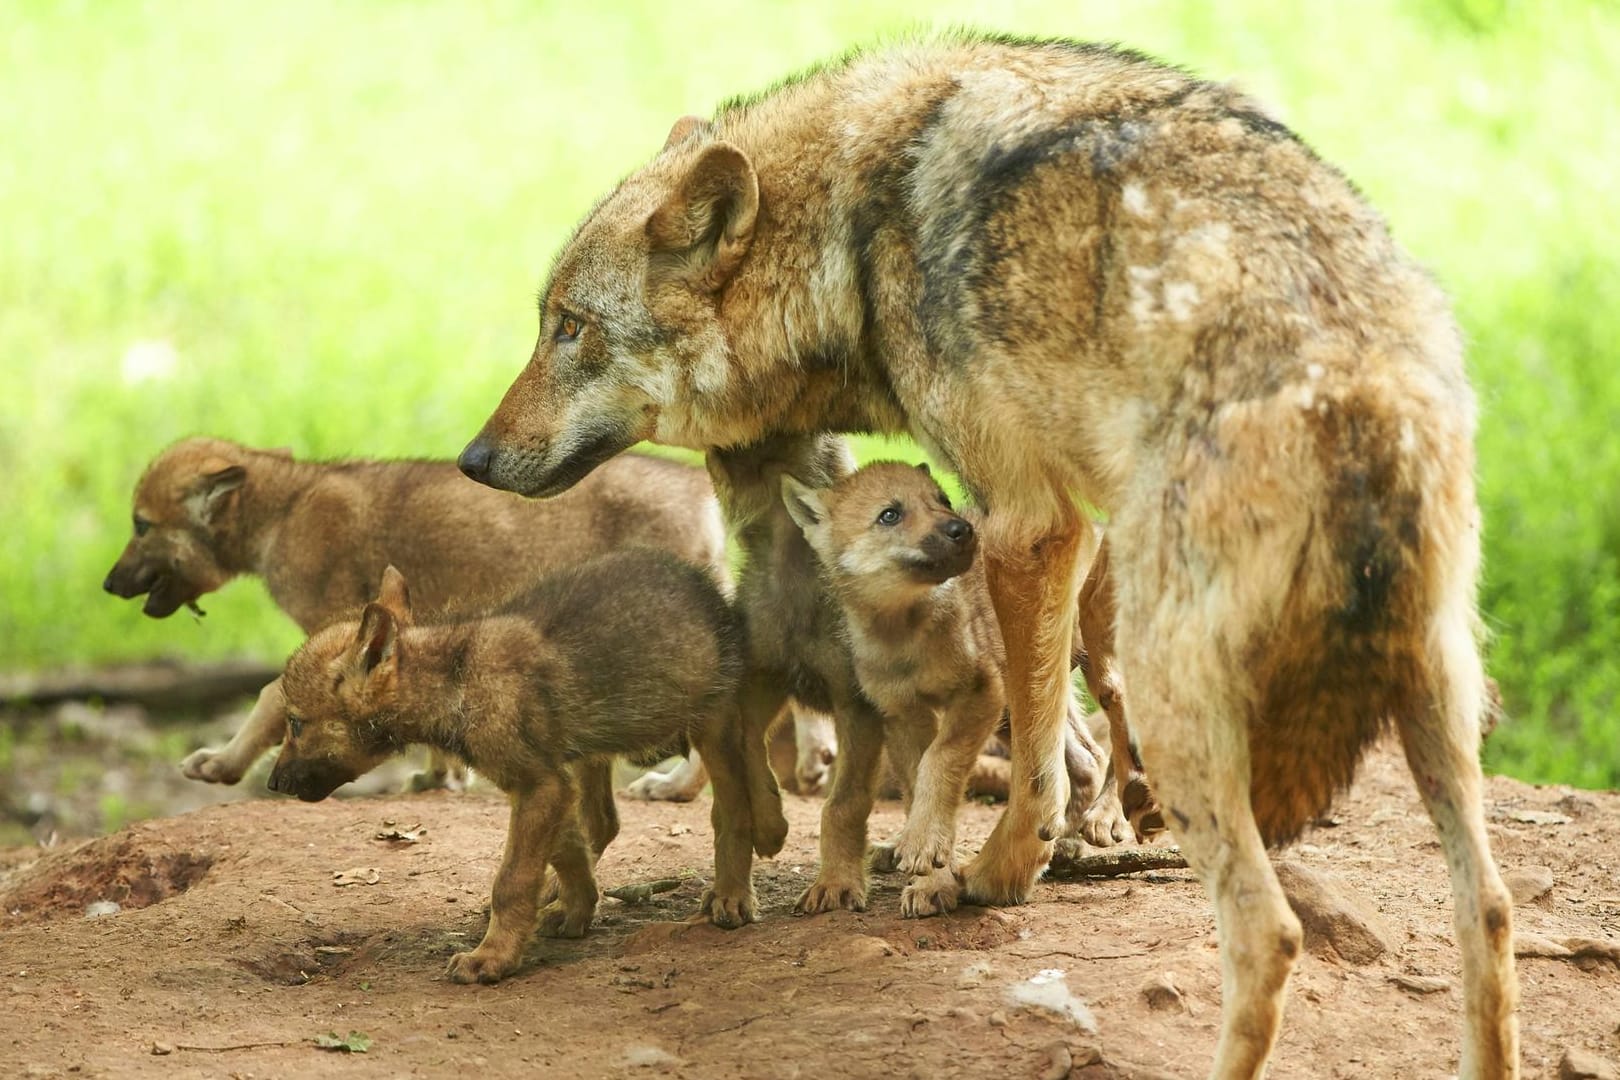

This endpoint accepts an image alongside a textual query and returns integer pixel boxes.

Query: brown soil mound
[0,743,1616,1078]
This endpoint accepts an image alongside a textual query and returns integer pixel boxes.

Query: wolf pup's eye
[876,505,902,526]
[288,715,303,739]
[133,515,151,537]
[555,313,582,343]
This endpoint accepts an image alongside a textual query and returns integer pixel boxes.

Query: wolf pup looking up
[782,461,1119,918]
[461,34,1516,1077]
[270,552,770,985]
[104,437,727,798]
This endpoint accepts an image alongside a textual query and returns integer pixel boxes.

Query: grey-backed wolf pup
[783,461,1121,918]
[459,34,1516,1077]
[269,552,771,985]
[103,437,726,799]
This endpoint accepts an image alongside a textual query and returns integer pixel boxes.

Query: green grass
[1,1,1616,786]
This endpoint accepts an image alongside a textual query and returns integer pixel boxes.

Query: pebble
[1036,1041,1072,1080]
[1274,860,1394,965]
[149,1042,174,1056]
[1504,865,1555,904]
[988,1009,1008,1028]
[1559,1048,1618,1080]
[1141,972,1184,1012]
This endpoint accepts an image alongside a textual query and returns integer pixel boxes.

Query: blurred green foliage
[1,1,1615,785]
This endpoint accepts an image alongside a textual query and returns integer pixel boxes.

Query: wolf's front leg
[180,677,286,784]
[892,683,1001,882]
[447,772,573,985]
[961,519,1085,906]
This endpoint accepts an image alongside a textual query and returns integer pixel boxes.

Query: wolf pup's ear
[646,141,758,293]
[662,114,710,150]
[354,603,399,679]
[375,565,413,624]
[780,475,827,532]
[188,463,246,524]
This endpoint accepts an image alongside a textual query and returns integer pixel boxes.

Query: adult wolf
[460,35,1517,1078]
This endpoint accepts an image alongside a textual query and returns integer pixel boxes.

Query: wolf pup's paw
[624,768,701,803]
[900,867,961,919]
[700,887,758,930]
[892,824,954,876]
[179,747,245,785]
[795,876,868,915]
[752,807,790,860]
[1074,785,1131,848]
[869,841,901,874]
[536,900,593,939]
[446,947,519,985]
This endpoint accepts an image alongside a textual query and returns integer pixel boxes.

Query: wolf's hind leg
[1398,615,1518,1079]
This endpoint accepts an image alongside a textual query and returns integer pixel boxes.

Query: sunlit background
[3,0,1617,788]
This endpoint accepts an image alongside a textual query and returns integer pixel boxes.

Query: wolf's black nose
[942,517,972,543]
[458,437,495,483]
[102,572,118,594]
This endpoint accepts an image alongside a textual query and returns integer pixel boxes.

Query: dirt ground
[1,741,1617,1080]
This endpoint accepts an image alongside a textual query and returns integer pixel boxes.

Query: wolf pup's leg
[869,711,933,873]
[738,674,791,857]
[961,518,1085,906]
[447,770,575,985]
[694,717,759,929]
[1398,619,1518,1078]
[796,694,887,914]
[624,751,709,802]
[180,676,287,784]
[536,810,600,940]
[1063,700,1129,848]
[540,759,618,907]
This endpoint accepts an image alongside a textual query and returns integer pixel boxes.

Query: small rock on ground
[1504,864,1555,904]
[1560,1047,1619,1080]
[1274,859,1395,965]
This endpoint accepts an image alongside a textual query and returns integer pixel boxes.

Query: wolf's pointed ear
[375,565,413,625]
[780,475,827,534]
[915,462,932,476]
[646,141,758,293]
[662,114,710,150]
[188,462,246,524]
[354,603,399,679]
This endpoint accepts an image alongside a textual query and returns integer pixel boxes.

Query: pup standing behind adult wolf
[103,437,732,797]
[460,34,1517,1079]
[270,551,777,985]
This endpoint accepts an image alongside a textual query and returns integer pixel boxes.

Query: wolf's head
[781,461,977,605]
[268,567,414,802]
[102,437,273,617]
[461,117,760,498]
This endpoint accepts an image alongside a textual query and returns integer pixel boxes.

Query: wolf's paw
[892,823,955,876]
[901,867,961,919]
[536,900,592,939]
[700,887,758,930]
[795,875,868,915]
[446,945,520,985]
[624,768,701,803]
[179,747,245,785]
[869,841,901,874]
[1074,785,1131,848]
[752,804,790,859]
[1124,776,1166,842]
[959,825,1049,907]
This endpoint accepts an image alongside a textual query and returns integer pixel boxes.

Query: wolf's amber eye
[288,715,303,739]
[555,314,582,343]
[133,515,151,537]
[876,506,902,526]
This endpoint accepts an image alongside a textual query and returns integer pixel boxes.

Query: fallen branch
[1,658,279,713]
[604,878,684,903]
[168,1040,301,1053]
[1044,841,1188,880]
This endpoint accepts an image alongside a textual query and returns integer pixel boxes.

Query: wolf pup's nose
[941,517,972,543]
[458,437,495,483]
[102,571,119,594]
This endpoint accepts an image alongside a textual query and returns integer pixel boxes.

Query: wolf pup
[782,461,1121,917]
[104,437,727,801]
[460,35,1516,1076]
[269,553,769,984]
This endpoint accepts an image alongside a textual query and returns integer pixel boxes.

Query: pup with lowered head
[102,437,726,794]
[782,461,1122,917]
[269,551,774,985]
